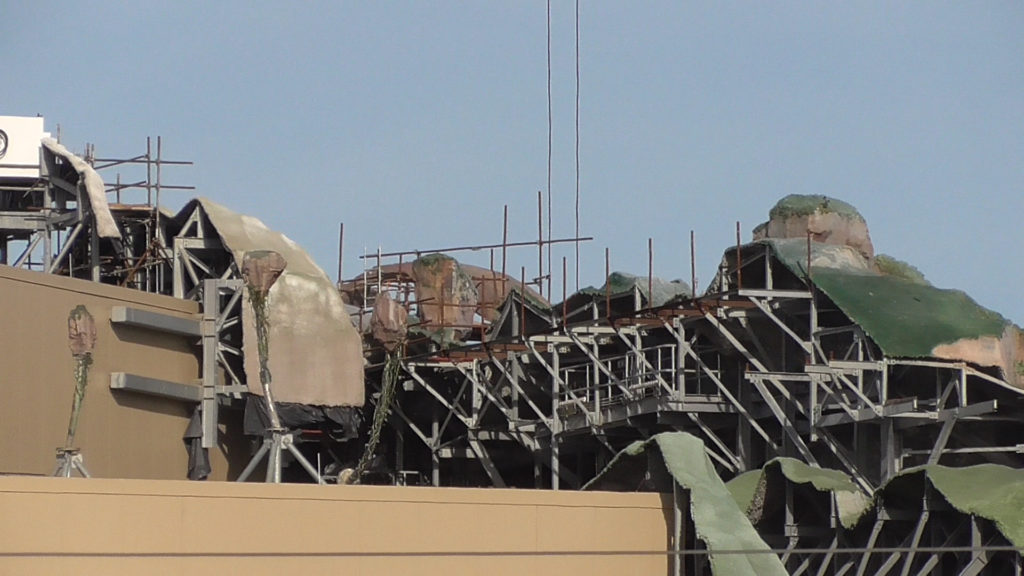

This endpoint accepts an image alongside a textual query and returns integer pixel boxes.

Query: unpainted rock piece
[412,254,479,338]
[370,292,409,352]
[754,194,874,260]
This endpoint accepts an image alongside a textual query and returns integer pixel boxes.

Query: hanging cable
[574,0,581,291]
[546,0,553,300]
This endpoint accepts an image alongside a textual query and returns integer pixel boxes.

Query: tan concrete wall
[0,477,671,575]
[0,265,238,480]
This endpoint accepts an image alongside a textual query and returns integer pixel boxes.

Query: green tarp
[764,238,1009,359]
[811,270,1008,358]
[734,460,1024,546]
[577,271,691,308]
[727,457,872,530]
[882,464,1024,547]
[589,433,787,576]
[726,469,762,512]
[592,433,1024,568]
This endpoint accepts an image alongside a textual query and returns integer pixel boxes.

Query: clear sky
[5,2,1023,323]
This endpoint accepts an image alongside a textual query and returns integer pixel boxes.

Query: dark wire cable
[546,0,553,300]
[574,0,581,291]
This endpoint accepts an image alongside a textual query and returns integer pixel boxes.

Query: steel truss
[849,494,1022,576]
[0,143,289,478]
[0,137,193,290]
[740,467,1024,576]
[360,242,1024,493]
[0,139,251,425]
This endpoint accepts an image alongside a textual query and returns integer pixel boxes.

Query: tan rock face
[930,326,1024,389]
[370,292,408,352]
[755,195,874,260]
[412,254,478,337]
[765,212,874,259]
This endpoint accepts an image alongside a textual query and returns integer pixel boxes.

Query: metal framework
[351,241,1024,494]
[0,138,274,475]
[5,131,1022,571]
[746,469,1024,576]
[346,237,1024,572]
[0,136,193,289]
[0,136,250,408]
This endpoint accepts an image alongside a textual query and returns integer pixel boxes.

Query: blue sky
[5,2,1023,323]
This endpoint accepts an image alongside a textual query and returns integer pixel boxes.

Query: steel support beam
[110,372,201,402]
[110,306,201,337]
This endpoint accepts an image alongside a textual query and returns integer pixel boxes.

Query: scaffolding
[346,233,1024,492]
[4,123,1022,572]
[0,135,193,288]
[0,136,276,473]
[341,227,1024,573]
[5,131,1020,492]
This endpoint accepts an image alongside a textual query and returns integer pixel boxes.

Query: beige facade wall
[0,477,670,575]
[0,265,238,480]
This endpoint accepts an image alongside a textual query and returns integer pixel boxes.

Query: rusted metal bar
[337,222,344,286]
[406,299,481,310]
[418,322,488,330]
[155,136,162,232]
[735,221,742,290]
[537,190,544,296]
[398,254,407,307]
[648,237,653,310]
[690,230,697,299]
[358,236,592,260]
[119,242,154,288]
[546,193,552,304]
[93,157,192,167]
[360,246,367,328]
[562,256,568,327]
[146,137,152,205]
[605,247,611,321]
[502,204,508,298]
[520,266,527,337]
[501,205,508,275]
